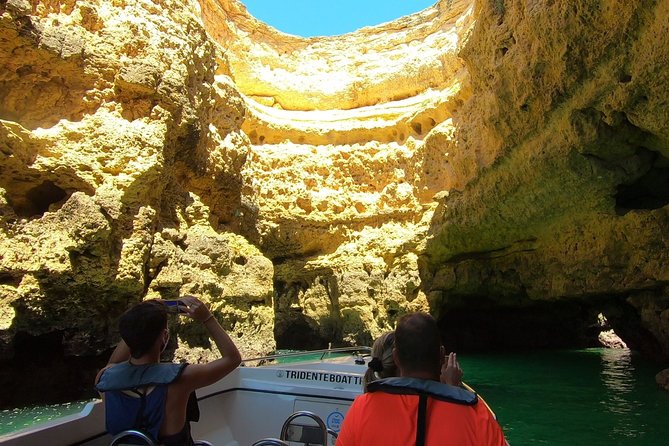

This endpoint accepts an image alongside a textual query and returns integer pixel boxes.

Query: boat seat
[280,411,338,446]
[251,439,290,446]
[109,429,213,446]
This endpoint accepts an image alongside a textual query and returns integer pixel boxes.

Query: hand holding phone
[164,299,188,314]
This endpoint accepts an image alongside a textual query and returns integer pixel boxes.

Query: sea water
[460,348,669,445]
[0,400,91,436]
[1,348,668,445]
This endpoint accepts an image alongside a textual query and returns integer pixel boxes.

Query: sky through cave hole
[241,0,437,37]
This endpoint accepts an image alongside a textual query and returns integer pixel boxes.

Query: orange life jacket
[337,377,507,446]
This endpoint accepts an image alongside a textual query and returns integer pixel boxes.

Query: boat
[0,347,371,446]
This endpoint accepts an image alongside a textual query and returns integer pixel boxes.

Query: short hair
[119,300,167,358]
[394,313,441,374]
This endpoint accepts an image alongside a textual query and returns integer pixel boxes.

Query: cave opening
[274,311,329,351]
[240,0,435,37]
[434,294,669,364]
[436,301,603,353]
[16,180,68,218]
[599,296,668,363]
[0,331,106,409]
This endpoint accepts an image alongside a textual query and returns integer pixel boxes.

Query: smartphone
[164,299,187,314]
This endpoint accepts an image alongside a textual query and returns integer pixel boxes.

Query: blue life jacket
[95,362,187,441]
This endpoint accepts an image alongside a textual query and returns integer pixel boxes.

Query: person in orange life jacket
[338,313,507,446]
[95,296,241,446]
[363,330,464,392]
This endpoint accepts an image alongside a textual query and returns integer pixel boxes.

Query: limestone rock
[421,0,669,360]
[598,331,628,350]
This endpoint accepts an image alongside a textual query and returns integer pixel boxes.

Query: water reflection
[599,348,644,439]
[457,349,669,446]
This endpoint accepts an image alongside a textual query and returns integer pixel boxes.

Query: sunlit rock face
[200,0,478,348]
[1,0,669,405]
[0,0,273,406]
[422,0,669,362]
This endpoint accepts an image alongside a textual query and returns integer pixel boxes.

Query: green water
[1,348,668,444]
[0,400,91,436]
[459,348,669,446]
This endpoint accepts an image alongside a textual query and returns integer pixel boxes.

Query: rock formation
[1,0,668,406]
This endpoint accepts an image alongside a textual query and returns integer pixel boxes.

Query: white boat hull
[0,352,367,446]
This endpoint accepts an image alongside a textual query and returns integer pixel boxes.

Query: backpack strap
[130,388,150,435]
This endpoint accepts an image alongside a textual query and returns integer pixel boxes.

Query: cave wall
[422,0,669,360]
[0,0,274,406]
[199,0,478,348]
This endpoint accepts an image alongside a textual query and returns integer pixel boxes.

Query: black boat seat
[109,429,213,446]
[280,411,338,446]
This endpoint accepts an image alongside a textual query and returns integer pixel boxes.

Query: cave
[436,301,602,353]
[0,331,106,409]
[274,311,330,351]
[1,0,669,420]
[10,180,69,218]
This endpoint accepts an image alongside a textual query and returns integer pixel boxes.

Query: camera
[164,299,187,314]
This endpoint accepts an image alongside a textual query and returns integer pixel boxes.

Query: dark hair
[394,313,441,374]
[119,300,167,359]
[363,331,397,391]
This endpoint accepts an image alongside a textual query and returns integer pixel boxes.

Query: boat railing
[240,346,372,365]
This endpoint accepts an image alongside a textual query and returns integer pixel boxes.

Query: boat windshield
[241,346,371,366]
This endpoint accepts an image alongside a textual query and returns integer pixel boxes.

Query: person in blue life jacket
[95,295,241,446]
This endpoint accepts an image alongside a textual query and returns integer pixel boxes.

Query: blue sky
[241,0,437,37]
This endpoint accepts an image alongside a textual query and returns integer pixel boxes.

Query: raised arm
[94,339,132,389]
[177,295,242,391]
[106,339,131,365]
